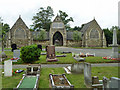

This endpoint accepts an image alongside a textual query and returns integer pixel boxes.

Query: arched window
[90,29,99,38]
[15,28,26,39]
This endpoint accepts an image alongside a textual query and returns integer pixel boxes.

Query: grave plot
[49,74,74,88]
[16,65,41,89]
[46,45,58,62]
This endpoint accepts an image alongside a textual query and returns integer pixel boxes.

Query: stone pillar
[112,29,119,58]
[4,60,12,76]
[102,31,106,47]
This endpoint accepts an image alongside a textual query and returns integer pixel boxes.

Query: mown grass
[2,68,25,88]
[39,67,118,88]
[2,50,119,64]
[2,67,118,88]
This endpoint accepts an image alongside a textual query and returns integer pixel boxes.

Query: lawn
[2,66,118,88]
[1,50,119,64]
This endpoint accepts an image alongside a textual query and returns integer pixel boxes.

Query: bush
[20,45,41,63]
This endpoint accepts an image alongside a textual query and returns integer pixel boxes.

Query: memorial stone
[84,63,92,88]
[112,29,119,58]
[13,50,20,58]
[4,60,12,76]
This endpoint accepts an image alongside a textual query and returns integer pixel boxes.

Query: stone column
[112,29,118,58]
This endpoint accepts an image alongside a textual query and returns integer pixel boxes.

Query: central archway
[53,31,63,46]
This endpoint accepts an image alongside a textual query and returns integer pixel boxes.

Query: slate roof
[80,19,95,34]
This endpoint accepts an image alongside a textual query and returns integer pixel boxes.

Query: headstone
[109,77,120,89]
[84,63,92,88]
[37,45,42,51]
[46,45,58,62]
[11,44,17,52]
[13,50,20,58]
[112,29,119,58]
[103,76,109,89]
[71,63,84,74]
[0,52,7,59]
[4,60,12,76]
[92,76,100,84]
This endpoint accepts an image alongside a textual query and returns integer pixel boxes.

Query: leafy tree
[103,28,113,46]
[59,10,74,30]
[72,26,81,31]
[73,31,81,41]
[32,6,54,31]
[38,29,46,40]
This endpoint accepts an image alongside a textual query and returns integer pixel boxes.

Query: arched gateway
[49,15,66,46]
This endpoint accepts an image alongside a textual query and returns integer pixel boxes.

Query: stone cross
[4,60,12,76]
[112,28,118,58]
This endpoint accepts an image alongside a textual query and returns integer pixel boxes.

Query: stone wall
[66,40,82,47]
[33,40,50,46]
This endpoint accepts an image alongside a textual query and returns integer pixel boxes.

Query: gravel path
[0,63,119,69]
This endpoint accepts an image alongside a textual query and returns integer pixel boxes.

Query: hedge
[20,45,41,63]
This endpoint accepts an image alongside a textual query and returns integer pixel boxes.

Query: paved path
[0,63,119,69]
[55,47,112,57]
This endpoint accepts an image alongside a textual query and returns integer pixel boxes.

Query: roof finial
[93,16,95,20]
[19,15,21,18]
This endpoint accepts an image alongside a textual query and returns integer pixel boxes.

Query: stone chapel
[6,15,106,48]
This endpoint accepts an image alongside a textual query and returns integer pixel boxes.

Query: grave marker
[13,50,20,58]
[4,60,12,76]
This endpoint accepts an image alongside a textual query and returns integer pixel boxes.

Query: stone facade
[6,16,32,48]
[81,19,106,47]
[6,16,106,47]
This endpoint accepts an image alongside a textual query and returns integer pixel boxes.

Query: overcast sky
[0,0,119,29]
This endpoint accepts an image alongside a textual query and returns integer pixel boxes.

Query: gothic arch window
[90,29,99,39]
[15,28,26,39]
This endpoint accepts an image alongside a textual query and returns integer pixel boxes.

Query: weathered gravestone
[4,60,12,76]
[84,63,92,88]
[71,63,84,74]
[13,50,20,58]
[103,77,120,89]
[46,45,58,62]
[11,44,17,52]
[0,52,7,61]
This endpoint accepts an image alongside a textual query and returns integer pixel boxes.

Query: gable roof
[53,15,62,22]
[10,15,29,30]
[80,19,96,34]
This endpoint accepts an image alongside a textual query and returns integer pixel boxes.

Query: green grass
[39,67,118,88]
[2,51,119,64]
[2,69,25,88]
[2,67,119,88]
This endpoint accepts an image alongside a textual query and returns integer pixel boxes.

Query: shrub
[20,45,41,63]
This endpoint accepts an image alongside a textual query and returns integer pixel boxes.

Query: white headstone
[4,60,12,76]
[13,50,20,58]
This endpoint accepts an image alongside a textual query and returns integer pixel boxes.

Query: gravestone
[4,60,12,76]
[0,52,7,61]
[37,45,42,51]
[11,44,17,52]
[84,63,92,88]
[71,63,84,74]
[112,29,119,58]
[109,77,120,89]
[13,50,20,58]
[46,45,58,62]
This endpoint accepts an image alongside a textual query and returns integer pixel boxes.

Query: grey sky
[0,0,119,29]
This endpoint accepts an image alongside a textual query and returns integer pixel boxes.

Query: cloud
[0,0,119,29]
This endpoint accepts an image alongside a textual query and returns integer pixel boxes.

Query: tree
[73,31,81,41]
[103,28,113,46]
[58,10,74,30]
[32,6,54,31]
[38,29,46,40]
